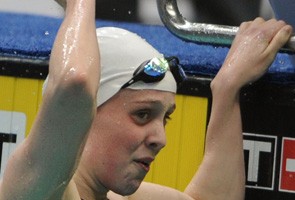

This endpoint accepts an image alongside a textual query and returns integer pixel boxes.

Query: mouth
[134,157,154,172]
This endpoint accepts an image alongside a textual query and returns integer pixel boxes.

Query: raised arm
[184,18,292,200]
[0,0,100,199]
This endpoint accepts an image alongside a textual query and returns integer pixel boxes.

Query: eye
[137,111,150,120]
[163,115,172,126]
[132,110,151,125]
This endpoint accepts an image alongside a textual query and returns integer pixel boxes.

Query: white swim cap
[96,27,177,106]
[43,27,177,107]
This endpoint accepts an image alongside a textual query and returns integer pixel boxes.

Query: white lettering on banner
[243,140,272,182]
[286,159,295,172]
[279,137,295,193]
[243,133,277,191]
[0,111,26,178]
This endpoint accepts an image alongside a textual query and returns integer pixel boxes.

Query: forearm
[49,0,100,95]
[32,0,99,171]
[184,82,245,200]
[1,1,100,199]
[184,18,292,200]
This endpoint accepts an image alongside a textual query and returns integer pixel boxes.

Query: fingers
[239,21,251,32]
[239,17,264,32]
[220,18,293,89]
[238,18,292,56]
[264,24,293,56]
[260,19,288,41]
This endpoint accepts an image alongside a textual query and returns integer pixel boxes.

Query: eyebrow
[132,100,176,112]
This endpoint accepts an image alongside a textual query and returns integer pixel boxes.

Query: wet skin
[74,89,176,197]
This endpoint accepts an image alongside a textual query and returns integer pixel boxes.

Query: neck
[74,167,109,200]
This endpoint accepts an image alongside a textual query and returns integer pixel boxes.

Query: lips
[134,157,154,172]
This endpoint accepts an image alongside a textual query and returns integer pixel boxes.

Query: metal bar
[157,0,295,54]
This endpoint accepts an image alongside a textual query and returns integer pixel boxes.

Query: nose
[145,122,167,153]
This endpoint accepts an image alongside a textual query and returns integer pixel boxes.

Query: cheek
[104,111,144,150]
[107,122,143,153]
[90,106,145,165]
[94,124,143,184]
[92,114,143,161]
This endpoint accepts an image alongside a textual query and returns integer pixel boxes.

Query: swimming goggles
[121,56,186,89]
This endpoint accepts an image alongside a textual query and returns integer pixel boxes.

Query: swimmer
[0,0,292,200]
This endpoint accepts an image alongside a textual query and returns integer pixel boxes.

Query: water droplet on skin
[70,67,76,72]
[86,56,94,66]
[65,67,77,79]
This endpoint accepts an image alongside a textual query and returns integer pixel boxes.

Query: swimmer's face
[83,89,175,195]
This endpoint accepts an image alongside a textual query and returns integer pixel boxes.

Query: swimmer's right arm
[0,0,100,199]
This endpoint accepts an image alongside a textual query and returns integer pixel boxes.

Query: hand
[212,18,292,94]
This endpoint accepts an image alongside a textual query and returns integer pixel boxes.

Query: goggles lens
[121,56,185,89]
[144,57,169,76]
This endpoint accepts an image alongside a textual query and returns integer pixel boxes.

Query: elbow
[61,71,98,107]
[46,67,99,102]
[65,69,95,93]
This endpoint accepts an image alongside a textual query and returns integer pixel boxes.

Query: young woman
[0,0,292,199]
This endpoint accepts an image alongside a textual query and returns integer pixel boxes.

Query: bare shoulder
[60,180,81,200]
[128,182,194,200]
[107,191,129,200]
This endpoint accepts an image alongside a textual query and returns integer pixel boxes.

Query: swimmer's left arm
[126,19,292,200]
[183,19,292,200]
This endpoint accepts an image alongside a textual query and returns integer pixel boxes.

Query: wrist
[210,76,241,103]
[64,0,95,15]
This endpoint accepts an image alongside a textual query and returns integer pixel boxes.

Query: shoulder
[104,182,194,200]
[128,182,194,200]
[59,179,81,200]
[107,191,129,200]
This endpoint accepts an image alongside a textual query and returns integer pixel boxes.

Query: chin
[112,179,142,196]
